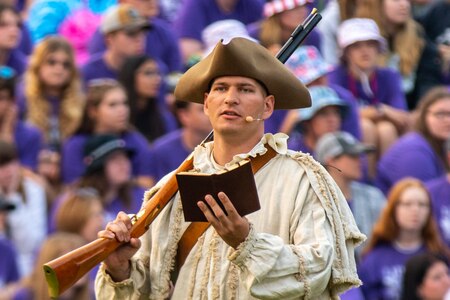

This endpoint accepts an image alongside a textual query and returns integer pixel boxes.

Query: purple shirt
[80,53,117,85]
[61,131,151,184]
[426,176,450,247]
[173,0,264,41]
[6,49,27,77]
[14,121,43,170]
[148,129,190,181]
[104,186,146,222]
[0,237,20,287]
[328,65,407,110]
[88,18,182,72]
[358,243,426,300]
[376,132,447,195]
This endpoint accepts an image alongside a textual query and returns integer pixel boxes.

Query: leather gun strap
[175,146,278,271]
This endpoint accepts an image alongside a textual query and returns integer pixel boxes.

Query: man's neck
[212,133,263,166]
[216,0,237,13]
[330,172,352,200]
[104,50,124,71]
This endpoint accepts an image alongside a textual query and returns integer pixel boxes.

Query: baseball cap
[315,131,375,163]
[337,18,387,52]
[100,4,150,35]
[286,46,334,85]
[264,0,313,18]
[201,19,257,57]
[83,134,134,175]
[297,86,348,122]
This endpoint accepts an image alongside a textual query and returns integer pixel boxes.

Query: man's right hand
[97,211,142,282]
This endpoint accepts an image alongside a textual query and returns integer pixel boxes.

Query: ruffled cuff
[228,223,257,267]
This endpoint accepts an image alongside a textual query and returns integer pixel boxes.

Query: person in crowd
[20,35,84,151]
[81,4,150,85]
[0,197,20,299]
[89,0,182,73]
[376,86,450,194]
[401,252,450,300]
[284,85,349,155]
[54,187,105,243]
[315,131,386,256]
[0,65,42,170]
[248,0,321,56]
[94,37,364,299]
[0,140,46,277]
[173,0,264,64]
[359,0,425,105]
[13,232,91,300]
[329,18,410,178]
[0,3,26,76]
[318,0,379,64]
[118,54,177,143]
[414,0,450,103]
[61,79,153,188]
[426,136,450,247]
[149,100,212,181]
[359,178,449,300]
[74,134,146,222]
[283,45,361,139]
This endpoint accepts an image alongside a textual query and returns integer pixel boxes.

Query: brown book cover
[176,160,260,222]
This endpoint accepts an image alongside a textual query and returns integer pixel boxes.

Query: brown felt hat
[174,37,311,109]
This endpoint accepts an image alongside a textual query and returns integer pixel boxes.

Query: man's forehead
[211,76,260,86]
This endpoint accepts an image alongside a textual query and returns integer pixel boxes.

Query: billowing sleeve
[228,187,334,299]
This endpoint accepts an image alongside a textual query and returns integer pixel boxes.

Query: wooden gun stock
[43,156,194,298]
[43,9,322,298]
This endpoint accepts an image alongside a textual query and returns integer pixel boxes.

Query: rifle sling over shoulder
[175,146,278,271]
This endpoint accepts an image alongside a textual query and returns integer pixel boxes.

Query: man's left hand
[198,192,250,249]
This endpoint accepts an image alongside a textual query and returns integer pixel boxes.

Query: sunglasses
[45,58,71,70]
[0,66,16,79]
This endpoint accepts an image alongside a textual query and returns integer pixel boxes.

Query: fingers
[198,193,240,223]
[99,211,132,242]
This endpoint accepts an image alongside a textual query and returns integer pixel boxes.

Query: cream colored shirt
[95,133,365,300]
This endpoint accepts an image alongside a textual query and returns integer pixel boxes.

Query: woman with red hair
[358,178,449,300]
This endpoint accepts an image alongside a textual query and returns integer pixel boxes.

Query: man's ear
[262,95,275,120]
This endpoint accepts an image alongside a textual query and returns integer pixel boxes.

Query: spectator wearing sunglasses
[0,66,42,170]
[0,3,27,76]
[81,4,151,86]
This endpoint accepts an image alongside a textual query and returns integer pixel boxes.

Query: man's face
[203,76,274,137]
[0,10,20,50]
[107,28,146,58]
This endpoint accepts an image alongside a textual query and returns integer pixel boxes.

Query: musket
[42,9,322,298]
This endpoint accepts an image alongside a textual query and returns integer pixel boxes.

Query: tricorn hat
[174,37,311,109]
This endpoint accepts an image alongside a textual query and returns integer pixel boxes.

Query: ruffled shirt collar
[192,133,288,173]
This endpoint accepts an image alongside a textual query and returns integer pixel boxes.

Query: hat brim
[174,38,311,110]
[345,144,376,156]
[84,148,134,175]
[0,202,16,212]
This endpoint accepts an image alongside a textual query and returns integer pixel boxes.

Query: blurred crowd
[0,0,449,299]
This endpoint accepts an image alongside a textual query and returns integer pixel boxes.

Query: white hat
[264,0,313,18]
[201,19,257,57]
[337,18,387,51]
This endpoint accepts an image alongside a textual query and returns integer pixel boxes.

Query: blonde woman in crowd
[358,178,449,300]
[22,35,84,151]
[12,232,91,300]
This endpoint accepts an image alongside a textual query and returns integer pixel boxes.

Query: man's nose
[224,88,239,105]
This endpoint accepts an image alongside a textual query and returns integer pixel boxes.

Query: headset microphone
[245,116,263,122]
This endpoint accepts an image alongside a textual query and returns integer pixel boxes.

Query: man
[88,0,182,73]
[81,4,150,85]
[426,136,450,247]
[149,100,212,181]
[314,131,385,254]
[95,38,364,299]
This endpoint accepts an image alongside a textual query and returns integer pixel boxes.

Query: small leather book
[176,160,260,222]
